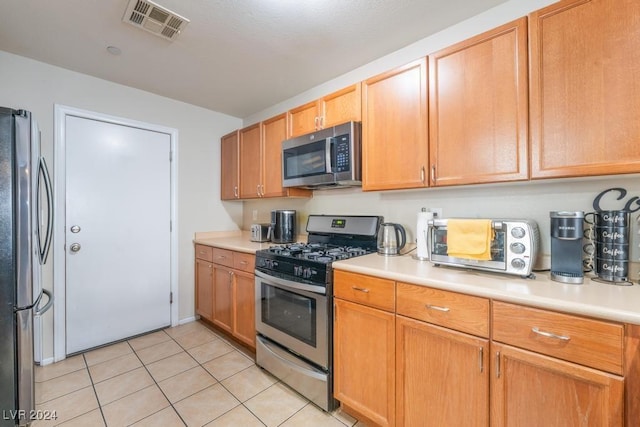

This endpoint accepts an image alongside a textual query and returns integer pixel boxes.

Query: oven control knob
[511,258,526,270]
[510,242,526,254]
[511,227,526,239]
[294,266,303,277]
[303,267,313,279]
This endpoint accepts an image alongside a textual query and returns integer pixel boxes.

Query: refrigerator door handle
[35,288,53,315]
[37,156,53,265]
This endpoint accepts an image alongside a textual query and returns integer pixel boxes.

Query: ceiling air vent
[123,0,189,41]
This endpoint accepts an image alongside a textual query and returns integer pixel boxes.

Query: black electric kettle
[377,222,407,256]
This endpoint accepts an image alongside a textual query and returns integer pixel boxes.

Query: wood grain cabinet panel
[220,130,239,200]
[529,0,640,178]
[239,123,262,199]
[396,282,489,338]
[428,18,529,186]
[492,301,624,375]
[334,298,395,427]
[491,343,624,427]
[397,315,489,427]
[194,258,213,321]
[287,84,361,138]
[334,270,395,312]
[362,58,428,191]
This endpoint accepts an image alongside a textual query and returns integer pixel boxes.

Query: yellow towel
[447,219,493,260]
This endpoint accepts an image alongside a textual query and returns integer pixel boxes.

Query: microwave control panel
[334,135,351,172]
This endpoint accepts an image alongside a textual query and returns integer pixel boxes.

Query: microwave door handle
[325,137,334,173]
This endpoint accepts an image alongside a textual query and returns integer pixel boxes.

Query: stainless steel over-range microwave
[281,121,361,189]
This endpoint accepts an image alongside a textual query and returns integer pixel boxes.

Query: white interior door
[65,115,171,354]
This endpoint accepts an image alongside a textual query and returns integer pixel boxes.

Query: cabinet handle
[420,166,425,183]
[217,255,226,260]
[199,251,207,255]
[257,184,261,196]
[319,116,324,129]
[495,351,501,378]
[426,304,450,312]
[431,165,436,183]
[351,286,370,293]
[479,347,484,373]
[239,261,248,265]
[314,116,319,130]
[233,186,238,198]
[532,327,571,341]
[260,184,265,196]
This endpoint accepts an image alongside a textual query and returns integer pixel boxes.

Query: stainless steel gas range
[254,214,382,411]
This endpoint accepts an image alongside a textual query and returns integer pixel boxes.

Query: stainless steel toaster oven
[428,218,540,278]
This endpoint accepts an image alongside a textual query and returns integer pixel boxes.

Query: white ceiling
[0,0,510,118]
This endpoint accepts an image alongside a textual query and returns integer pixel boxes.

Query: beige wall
[0,50,243,361]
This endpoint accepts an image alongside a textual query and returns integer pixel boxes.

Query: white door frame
[53,104,179,362]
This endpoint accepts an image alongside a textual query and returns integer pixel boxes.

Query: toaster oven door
[430,225,506,267]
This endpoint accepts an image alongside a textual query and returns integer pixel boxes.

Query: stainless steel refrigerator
[1,107,53,427]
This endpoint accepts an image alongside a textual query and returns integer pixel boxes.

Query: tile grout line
[125,337,189,427]
[82,352,109,427]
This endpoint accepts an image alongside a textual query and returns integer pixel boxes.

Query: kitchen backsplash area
[241,174,640,268]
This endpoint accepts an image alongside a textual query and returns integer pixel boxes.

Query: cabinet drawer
[195,244,213,262]
[492,301,624,374]
[233,252,255,273]
[396,282,490,338]
[334,270,395,312]
[212,248,234,268]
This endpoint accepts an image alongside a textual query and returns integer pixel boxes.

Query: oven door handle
[255,270,327,295]
[258,336,328,381]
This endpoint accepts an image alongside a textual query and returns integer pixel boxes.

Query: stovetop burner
[255,215,383,286]
[266,243,372,263]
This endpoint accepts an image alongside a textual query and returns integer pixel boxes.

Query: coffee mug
[596,243,629,261]
[585,210,630,227]
[594,226,629,244]
[596,257,629,280]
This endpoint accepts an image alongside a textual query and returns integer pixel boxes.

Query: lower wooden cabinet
[194,244,256,349]
[491,343,624,426]
[334,298,396,427]
[334,271,632,427]
[195,258,213,320]
[396,315,489,427]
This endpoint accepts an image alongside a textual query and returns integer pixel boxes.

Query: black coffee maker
[550,211,584,284]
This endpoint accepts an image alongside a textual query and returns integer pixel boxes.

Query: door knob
[70,243,81,253]
[70,225,81,233]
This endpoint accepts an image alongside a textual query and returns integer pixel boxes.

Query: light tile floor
[33,321,365,427]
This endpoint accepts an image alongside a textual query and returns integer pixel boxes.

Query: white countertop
[333,252,640,325]
[193,232,640,325]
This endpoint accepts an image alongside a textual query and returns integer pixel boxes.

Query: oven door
[255,270,329,369]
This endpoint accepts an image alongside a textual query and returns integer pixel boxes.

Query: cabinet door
[233,270,255,349]
[362,58,428,191]
[220,130,239,200]
[429,18,528,186]
[321,83,362,129]
[195,258,213,321]
[212,265,233,333]
[239,123,262,199]
[396,316,489,427]
[529,0,640,178]
[288,100,319,138]
[334,298,395,427]
[491,343,624,427]
[261,113,287,198]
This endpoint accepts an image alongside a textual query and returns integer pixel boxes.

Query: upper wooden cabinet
[220,130,239,200]
[429,18,529,186]
[362,58,429,191]
[287,83,362,138]
[239,123,262,198]
[529,0,640,178]
[231,115,310,200]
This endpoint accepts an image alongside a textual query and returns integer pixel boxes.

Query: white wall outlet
[252,210,258,221]
[431,208,443,219]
